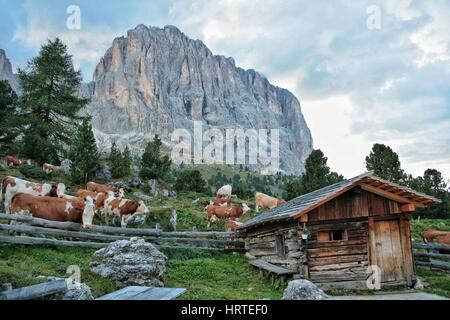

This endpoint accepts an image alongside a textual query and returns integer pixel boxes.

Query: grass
[163,251,283,300]
[0,244,282,300]
[416,267,450,298]
[0,244,117,297]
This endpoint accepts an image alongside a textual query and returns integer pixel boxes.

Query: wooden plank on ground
[0,280,68,300]
[97,286,186,300]
[249,259,297,275]
[413,242,450,251]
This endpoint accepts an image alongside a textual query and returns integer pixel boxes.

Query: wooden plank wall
[245,225,307,276]
[307,188,400,222]
[306,219,369,283]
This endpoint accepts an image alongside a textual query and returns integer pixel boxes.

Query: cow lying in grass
[423,228,450,253]
[11,193,95,229]
[3,156,31,167]
[205,203,250,228]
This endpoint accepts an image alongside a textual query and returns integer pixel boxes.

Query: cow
[86,182,125,198]
[203,197,232,208]
[42,163,62,174]
[1,176,66,214]
[224,220,243,232]
[216,185,232,198]
[423,228,450,253]
[103,195,150,228]
[76,189,110,218]
[254,192,285,212]
[205,203,250,228]
[3,156,31,167]
[11,193,95,229]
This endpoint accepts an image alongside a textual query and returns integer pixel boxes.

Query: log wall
[306,218,369,284]
[245,223,307,276]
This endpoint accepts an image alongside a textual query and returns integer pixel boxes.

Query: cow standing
[11,193,95,229]
[42,163,63,174]
[1,176,66,214]
[3,156,31,167]
[76,189,110,218]
[205,203,250,228]
[103,194,150,228]
[87,182,124,198]
[254,192,285,212]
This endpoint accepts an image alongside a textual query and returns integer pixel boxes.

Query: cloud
[167,0,450,177]
[7,0,450,177]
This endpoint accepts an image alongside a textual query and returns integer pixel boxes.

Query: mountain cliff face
[83,25,313,174]
[0,49,19,92]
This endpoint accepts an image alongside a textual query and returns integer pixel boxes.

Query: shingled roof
[239,172,441,230]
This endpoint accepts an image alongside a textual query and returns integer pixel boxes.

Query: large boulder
[90,237,167,288]
[282,279,328,300]
[147,179,176,198]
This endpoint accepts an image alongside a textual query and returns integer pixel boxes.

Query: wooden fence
[413,242,450,272]
[0,213,245,252]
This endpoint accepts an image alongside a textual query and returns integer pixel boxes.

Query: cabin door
[368,218,415,285]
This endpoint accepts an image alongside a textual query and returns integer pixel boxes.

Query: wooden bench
[97,286,186,300]
[249,259,297,285]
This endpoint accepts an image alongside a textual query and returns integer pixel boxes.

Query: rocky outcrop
[0,49,19,93]
[90,237,167,288]
[83,25,313,175]
[282,279,328,300]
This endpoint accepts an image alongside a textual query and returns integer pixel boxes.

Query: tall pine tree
[122,146,132,177]
[0,80,19,155]
[284,149,344,200]
[365,144,405,183]
[109,142,124,179]
[67,117,100,184]
[18,38,89,164]
[140,135,172,181]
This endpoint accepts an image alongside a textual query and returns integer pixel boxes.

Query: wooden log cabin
[239,172,441,291]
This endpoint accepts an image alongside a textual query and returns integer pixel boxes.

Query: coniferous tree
[174,170,206,193]
[284,149,344,200]
[18,38,89,164]
[109,142,124,179]
[67,117,100,184]
[0,80,19,155]
[365,144,405,183]
[122,146,132,177]
[140,135,172,181]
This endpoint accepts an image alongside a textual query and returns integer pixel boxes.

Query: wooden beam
[0,279,68,300]
[400,204,416,212]
[359,184,426,208]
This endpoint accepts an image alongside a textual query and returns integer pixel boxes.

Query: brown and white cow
[1,176,66,214]
[423,228,450,245]
[3,156,31,167]
[203,197,232,208]
[42,163,62,174]
[11,193,95,229]
[86,182,124,198]
[254,192,285,212]
[224,220,243,232]
[103,193,149,228]
[76,189,110,217]
[205,203,250,228]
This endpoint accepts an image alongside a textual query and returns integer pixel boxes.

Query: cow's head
[56,183,66,198]
[82,196,95,229]
[137,201,150,214]
[118,188,125,198]
[241,203,250,214]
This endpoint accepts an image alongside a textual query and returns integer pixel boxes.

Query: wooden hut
[239,172,441,291]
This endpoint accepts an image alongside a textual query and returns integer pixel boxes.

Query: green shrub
[18,165,47,180]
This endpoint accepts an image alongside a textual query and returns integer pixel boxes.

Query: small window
[275,234,286,258]
[317,229,347,242]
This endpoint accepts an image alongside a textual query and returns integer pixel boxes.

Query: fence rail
[413,242,450,272]
[0,213,245,252]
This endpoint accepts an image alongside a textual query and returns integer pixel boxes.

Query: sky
[0,0,449,179]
